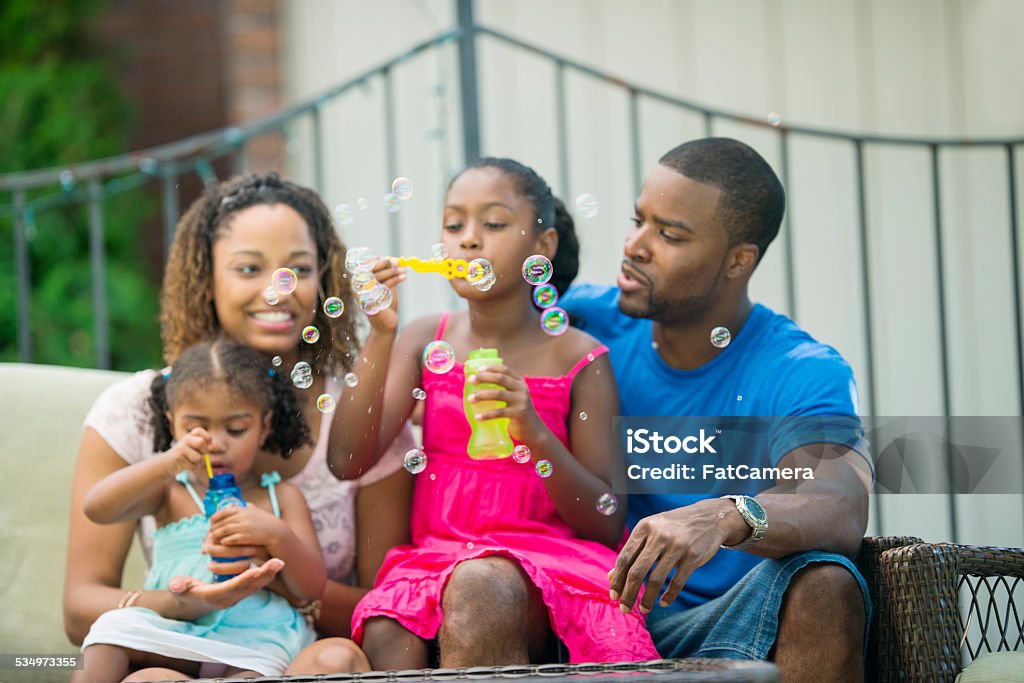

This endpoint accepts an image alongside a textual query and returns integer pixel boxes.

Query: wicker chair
[858,536,925,681]
[880,542,1024,682]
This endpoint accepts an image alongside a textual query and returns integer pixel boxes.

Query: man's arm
[609,443,871,614]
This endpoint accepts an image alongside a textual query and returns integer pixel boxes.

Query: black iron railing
[2,12,1022,541]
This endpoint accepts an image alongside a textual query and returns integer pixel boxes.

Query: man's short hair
[659,138,785,262]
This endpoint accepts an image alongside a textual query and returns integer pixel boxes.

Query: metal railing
[2,7,1022,541]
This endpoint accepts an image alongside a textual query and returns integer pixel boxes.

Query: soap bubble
[302,326,320,344]
[768,112,782,126]
[271,355,282,367]
[512,445,531,464]
[263,285,280,306]
[474,273,496,292]
[710,326,732,348]
[350,271,376,293]
[541,307,569,336]
[356,197,368,210]
[358,284,392,315]
[391,177,414,200]
[423,340,456,374]
[579,411,588,421]
[403,448,427,474]
[466,541,474,550]
[59,170,75,191]
[467,258,494,286]
[532,284,558,309]
[383,192,401,213]
[412,388,427,400]
[345,247,376,274]
[522,255,553,285]
[596,493,619,516]
[316,394,337,413]
[272,268,298,295]
[323,297,345,318]
[344,372,359,388]
[575,193,599,219]
[535,460,553,478]
[291,362,313,389]
[431,243,448,259]
[334,203,354,226]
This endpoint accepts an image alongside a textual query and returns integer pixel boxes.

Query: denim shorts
[645,551,872,661]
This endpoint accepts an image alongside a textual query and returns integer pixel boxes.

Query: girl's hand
[158,427,210,479]
[165,558,284,620]
[467,365,546,444]
[363,259,406,335]
[207,504,286,551]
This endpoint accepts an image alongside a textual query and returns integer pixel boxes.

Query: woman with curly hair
[63,172,413,678]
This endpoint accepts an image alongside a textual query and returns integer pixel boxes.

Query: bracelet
[296,599,322,621]
[117,589,143,609]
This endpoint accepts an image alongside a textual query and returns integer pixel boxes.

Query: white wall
[282,0,1024,547]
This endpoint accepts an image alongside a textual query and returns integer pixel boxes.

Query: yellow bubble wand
[204,454,214,479]
[387,256,489,283]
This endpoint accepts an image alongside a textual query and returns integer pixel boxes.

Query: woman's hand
[466,365,547,444]
[157,427,211,479]
[163,559,284,621]
[363,259,406,335]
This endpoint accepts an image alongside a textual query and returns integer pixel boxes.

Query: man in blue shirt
[561,138,872,682]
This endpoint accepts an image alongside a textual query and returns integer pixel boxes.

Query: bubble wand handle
[387,256,470,280]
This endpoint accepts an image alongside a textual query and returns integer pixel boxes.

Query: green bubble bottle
[464,348,514,459]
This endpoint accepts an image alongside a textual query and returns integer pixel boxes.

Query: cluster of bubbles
[522,255,569,336]
[263,266,299,306]
[710,326,732,349]
[510,445,555,480]
[346,247,393,316]
[335,177,414,225]
[575,193,599,219]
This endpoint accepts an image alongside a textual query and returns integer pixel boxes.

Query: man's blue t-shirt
[561,283,866,610]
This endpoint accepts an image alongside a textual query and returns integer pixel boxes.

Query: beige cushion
[955,651,1024,682]
[0,363,147,682]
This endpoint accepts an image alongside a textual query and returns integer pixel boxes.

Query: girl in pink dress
[331,158,658,667]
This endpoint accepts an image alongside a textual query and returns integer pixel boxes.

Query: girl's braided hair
[160,172,358,371]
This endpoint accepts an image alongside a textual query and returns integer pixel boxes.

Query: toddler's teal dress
[81,472,316,676]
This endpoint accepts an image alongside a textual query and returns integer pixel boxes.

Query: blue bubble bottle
[203,473,249,582]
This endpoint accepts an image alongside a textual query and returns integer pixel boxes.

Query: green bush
[0,0,161,370]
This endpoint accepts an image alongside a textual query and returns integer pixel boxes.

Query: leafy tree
[0,0,161,370]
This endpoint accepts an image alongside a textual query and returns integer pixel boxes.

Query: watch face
[742,497,767,523]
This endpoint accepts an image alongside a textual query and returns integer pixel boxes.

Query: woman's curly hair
[160,172,359,372]
[149,339,312,457]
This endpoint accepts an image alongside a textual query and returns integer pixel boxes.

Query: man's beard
[618,270,722,324]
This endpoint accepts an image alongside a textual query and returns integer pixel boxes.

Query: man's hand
[608,499,748,613]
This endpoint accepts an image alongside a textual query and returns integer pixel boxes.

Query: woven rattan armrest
[880,542,1024,683]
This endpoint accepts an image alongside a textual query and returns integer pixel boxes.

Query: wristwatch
[720,495,768,550]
